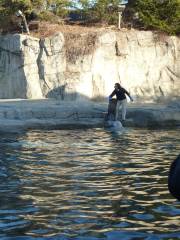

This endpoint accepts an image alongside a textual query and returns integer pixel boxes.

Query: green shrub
[38,11,60,23]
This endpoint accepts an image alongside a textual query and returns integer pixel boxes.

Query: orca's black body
[106,99,117,121]
[168,154,180,201]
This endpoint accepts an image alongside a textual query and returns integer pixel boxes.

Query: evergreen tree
[0,0,71,29]
[0,0,46,15]
[124,0,180,34]
[74,0,122,24]
[54,0,73,17]
[93,0,121,24]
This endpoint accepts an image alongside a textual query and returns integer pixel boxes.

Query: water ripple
[0,128,180,239]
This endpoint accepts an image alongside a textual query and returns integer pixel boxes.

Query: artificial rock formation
[0,29,179,101]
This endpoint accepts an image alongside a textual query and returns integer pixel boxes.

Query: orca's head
[168,154,180,201]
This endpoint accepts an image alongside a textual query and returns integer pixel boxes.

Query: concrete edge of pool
[0,99,179,132]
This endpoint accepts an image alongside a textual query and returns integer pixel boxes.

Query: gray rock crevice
[37,39,48,86]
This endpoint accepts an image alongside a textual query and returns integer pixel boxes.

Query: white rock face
[0,29,179,101]
[0,34,42,98]
[115,31,180,101]
[22,35,43,99]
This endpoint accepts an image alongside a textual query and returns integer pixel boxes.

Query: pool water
[0,128,180,239]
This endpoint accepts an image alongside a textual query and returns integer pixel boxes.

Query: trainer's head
[114,83,121,89]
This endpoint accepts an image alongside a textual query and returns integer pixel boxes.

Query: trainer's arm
[124,89,133,101]
[109,90,116,99]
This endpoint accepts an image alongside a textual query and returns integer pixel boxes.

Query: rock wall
[0,29,179,101]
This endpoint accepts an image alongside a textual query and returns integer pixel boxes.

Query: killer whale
[168,154,180,201]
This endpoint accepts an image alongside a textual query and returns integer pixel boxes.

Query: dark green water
[0,128,180,240]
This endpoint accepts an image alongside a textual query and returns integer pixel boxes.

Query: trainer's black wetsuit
[109,87,130,100]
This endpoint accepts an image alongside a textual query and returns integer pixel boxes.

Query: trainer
[109,83,133,121]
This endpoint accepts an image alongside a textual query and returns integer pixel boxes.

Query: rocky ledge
[0,99,179,133]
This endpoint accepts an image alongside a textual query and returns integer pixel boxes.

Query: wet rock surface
[0,99,179,132]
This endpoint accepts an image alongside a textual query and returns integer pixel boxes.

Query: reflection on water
[0,128,180,239]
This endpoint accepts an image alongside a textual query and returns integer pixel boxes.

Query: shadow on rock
[46,85,91,101]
